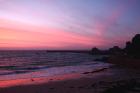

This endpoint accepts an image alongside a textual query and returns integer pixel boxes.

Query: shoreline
[0,66,139,93]
[0,66,109,88]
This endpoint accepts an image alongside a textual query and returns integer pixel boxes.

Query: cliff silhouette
[91,34,140,68]
[125,34,140,58]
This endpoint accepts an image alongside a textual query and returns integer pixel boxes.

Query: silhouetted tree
[109,46,122,55]
[131,34,140,57]
[91,47,101,54]
[132,34,140,45]
[124,34,140,58]
[125,41,132,55]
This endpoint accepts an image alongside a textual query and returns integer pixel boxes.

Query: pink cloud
[0,18,107,49]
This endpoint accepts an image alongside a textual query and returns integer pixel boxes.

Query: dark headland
[91,34,140,69]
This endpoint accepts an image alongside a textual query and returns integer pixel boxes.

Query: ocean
[0,50,110,80]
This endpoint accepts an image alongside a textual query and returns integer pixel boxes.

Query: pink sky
[0,0,140,50]
[0,18,107,50]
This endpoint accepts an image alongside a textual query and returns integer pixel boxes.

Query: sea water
[0,50,110,80]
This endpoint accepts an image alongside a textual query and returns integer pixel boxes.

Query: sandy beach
[0,0,140,92]
[0,66,139,93]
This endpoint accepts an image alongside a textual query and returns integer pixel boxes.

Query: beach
[0,51,139,93]
[0,66,140,93]
[0,0,140,92]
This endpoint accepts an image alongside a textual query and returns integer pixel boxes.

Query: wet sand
[0,66,140,93]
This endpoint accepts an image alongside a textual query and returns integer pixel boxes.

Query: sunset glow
[0,0,140,50]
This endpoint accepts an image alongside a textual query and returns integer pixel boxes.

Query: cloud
[0,17,113,49]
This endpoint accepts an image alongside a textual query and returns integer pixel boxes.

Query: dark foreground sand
[0,66,140,93]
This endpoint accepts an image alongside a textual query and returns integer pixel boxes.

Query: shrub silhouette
[109,46,122,55]
[125,34,140,58]
[91,47,101,54]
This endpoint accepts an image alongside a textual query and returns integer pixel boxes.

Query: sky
[0,0,140,50]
